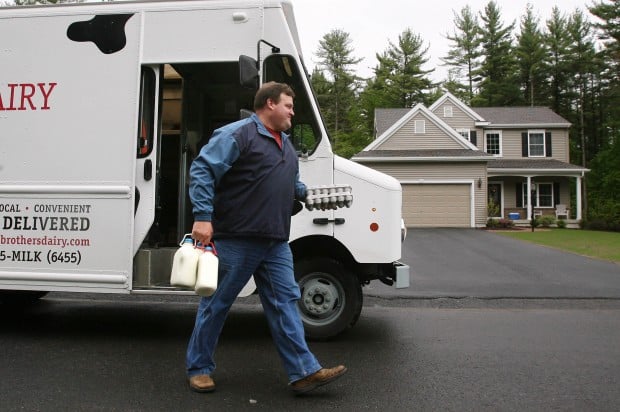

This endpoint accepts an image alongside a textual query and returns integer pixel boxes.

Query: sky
[292,0,591,81]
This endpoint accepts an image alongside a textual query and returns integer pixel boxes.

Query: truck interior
[133,55,321,289]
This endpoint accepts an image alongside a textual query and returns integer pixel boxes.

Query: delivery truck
[0,0,409,339]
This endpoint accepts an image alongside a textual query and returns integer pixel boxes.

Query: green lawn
[496,229,620,263]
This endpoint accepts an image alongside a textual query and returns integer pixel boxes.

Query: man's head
[254,82,295,132]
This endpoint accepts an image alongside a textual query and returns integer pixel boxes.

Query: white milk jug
[195,244,218,297]
[170,236,200,288]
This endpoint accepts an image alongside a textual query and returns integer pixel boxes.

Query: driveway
[365,228,620,299]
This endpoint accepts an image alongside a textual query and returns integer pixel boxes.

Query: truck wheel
[0,290,48,305]
[295,258,362,340]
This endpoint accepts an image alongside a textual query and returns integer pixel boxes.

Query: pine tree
[544,7,573,114]
[442,5,482,104]
[370,28,435,108]
[314,29,362,152]
[474,1,521,106]
[516,4,547,106]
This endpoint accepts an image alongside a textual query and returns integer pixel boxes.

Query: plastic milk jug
[170,237,200,288]
[195,245,218,297]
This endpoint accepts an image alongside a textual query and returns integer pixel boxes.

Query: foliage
[487,199,500,217]
[367,28,435,108]
[442,5,481,104]
[586,141,620,231]
[556,219,567,229]
[516,4,547,106]
[486,218,514,229]
[312,29,362,157]
[486,218,499,228]
[539,215,556,228]
[473,1,521,106]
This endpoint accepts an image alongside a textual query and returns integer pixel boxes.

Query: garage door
[402,184,471,227]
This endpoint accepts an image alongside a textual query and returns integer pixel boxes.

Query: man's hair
[253,82,295,111]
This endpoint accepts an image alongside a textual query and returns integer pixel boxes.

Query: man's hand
[192,221,214,245]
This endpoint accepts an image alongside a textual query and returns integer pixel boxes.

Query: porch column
[526,176,532,219]
[576,176,582,220]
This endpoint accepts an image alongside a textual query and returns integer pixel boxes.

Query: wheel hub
[302,278,338,317]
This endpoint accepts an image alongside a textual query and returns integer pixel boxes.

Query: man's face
[269,93,294,132]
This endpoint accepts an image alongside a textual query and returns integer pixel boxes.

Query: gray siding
[432,101,477,130]
[376,113,463,150]
[483,128,570,162]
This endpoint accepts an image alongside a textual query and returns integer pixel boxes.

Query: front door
[488,183,502,218]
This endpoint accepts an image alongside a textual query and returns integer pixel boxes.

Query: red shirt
[266,126,283,149]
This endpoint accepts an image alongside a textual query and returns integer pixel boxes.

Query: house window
[485,130,502,156]
[528,130,545,157]
[457,129,470,141]
[444,105,453,117]
[523,182,554,207]
[414,120,425,134]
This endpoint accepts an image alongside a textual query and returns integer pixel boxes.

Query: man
[186,81,347,394]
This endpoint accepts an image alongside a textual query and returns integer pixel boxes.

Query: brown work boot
[188,374,215,393]
[290,365,347,394]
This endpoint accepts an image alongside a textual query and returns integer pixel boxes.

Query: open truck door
[0,12,145,293]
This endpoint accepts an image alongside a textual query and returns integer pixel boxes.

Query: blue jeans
[186,238,321,382]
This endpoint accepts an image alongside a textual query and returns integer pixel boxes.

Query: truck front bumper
[394,261,410,289]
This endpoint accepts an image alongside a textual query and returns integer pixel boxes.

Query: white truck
[0,0,409,339]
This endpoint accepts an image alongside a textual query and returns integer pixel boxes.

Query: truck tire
[294,258,362,340]
[0,290,48,305]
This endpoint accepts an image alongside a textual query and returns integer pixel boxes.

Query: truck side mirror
[239,55,259,90]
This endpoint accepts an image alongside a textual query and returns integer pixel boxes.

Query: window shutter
[545,132,552,157]
[470,130,477,146]
[516,183,523,207]
[553,182,560,206]
[522,132,528,157]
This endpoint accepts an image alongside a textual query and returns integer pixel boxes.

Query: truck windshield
[263,55,320,156]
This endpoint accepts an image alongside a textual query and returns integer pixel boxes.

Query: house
[352,92,588,228]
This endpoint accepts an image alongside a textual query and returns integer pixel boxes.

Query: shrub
[539,215,556,228]
[497,218,514,229]
[556,219,566,229]
[486,218,499,228]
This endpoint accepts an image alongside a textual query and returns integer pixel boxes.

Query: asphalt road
[2,228,620,411]
[365,228,620,299]
[2,296,620,411]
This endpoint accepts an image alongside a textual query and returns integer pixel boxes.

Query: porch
[486,159,588,229]
[502,207,581,229]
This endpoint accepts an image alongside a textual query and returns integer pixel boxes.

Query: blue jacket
[189,114,306,241]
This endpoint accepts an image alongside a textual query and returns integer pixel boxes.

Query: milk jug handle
[207,241,218,256]
[179,233,195,247]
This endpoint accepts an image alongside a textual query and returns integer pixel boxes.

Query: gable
[375,112,465,150]
[365,103,478,152]
[431,100,478,130]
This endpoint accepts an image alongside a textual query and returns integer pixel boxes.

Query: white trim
[0,272,127,284]
[0,185,132,196]
[456,128,471,141]
[414,119,426,134]
[484,130,503,157]
[523,181,554,208]
[353,156,491,162]
[488,168,588,175]
[479,123,570,128]
[527,129,546,158]
[429,92,486,122]
[362,103,479,151]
